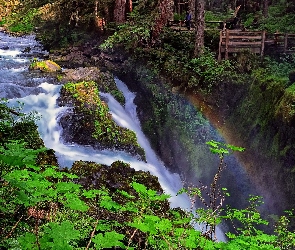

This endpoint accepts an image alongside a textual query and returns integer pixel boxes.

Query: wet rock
[49,46,94,67]
[57,67,125,105]
[60,67,102,83]
[22,46,31,53]
[70,160,168,208]
[29,59,61,72]
[0,46,9,50]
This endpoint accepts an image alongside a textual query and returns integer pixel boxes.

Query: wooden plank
[218,31,295,59]
[284,34,288,53]
[221,47,261,53]
[225,35,263,40]
[220,33,263,37]
[227,41,263,46]
[226,32,263,36]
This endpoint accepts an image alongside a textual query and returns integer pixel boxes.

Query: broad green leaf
[39,221,81,250]
[17,233,38,250]
[63,193,89,211]
[132,182,147,194]
[92,231,125,249]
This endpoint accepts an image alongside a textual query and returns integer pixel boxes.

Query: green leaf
[17,233,38,250]
[63,193,89,211]
[55,182,81,193]
[117,190,136,199]
[95,220,112,231]
[39,221,81,250]
[42,167,64,178]
[92,231,125,249]
[132,182,147,194]
[83,189,103,199]
[0,140,45,167]
[100,196,121,211]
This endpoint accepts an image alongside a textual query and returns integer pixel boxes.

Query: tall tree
[194,0,205,57]
[262,0,269,18]
[151,0,174,44]
[114,0,127,23]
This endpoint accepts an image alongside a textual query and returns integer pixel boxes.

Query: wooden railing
[218,30,266,60]
[265,33,295,54]
[218,30,295,60]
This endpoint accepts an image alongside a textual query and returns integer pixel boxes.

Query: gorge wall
[115,61,295,220]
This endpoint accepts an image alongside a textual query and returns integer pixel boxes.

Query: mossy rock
[70,160,169,208]
[67,160,174,245]
[57,81,145,160]
[29,60,61,72]
[58,67,125,105]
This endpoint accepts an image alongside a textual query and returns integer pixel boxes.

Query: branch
[4,215,24,239]
[85,219,99,250]
[127,228,138,249]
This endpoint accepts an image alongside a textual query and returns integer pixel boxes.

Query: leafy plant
[177,140,245,241]
[8,8,39,33]
[186,49,232,90]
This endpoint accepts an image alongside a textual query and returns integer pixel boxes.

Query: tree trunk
[151,0,174,43]
[114,0,126,23]
[189,0,195,20]
[126,0,133,13]
[194,0,205,57]
[262,0,269,18]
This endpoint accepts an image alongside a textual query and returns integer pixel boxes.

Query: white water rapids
[0,31,226,241]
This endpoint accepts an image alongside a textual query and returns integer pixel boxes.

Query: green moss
[62,81,145,160]
[275,83,295,123]
[99,73,125,105]
[29,60,61,72]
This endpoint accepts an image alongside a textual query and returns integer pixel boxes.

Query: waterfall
[1,31,226,241]
[9,80,191,208]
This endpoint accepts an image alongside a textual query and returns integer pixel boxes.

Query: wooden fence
[218,30,266,60]
[265,33,295,54]
[218,30,295,60]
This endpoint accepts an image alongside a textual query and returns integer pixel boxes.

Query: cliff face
[114,60,295,217]
[220,77,295,214]
[186,74,295,215]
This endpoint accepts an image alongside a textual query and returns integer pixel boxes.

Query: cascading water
[0,31,235,241]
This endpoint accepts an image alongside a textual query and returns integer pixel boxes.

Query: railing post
[284,33,288,53]
[261,30,266,57]
[218,30,222,61]
[225,30,229,60]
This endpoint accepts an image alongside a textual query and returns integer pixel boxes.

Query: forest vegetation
[1,0,295,249]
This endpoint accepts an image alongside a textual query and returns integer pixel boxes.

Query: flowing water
[0,31,189,206]
[1,31,228,239]
[0,31,267,240]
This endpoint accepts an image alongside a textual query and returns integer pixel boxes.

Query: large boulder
[57,81,146,161]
